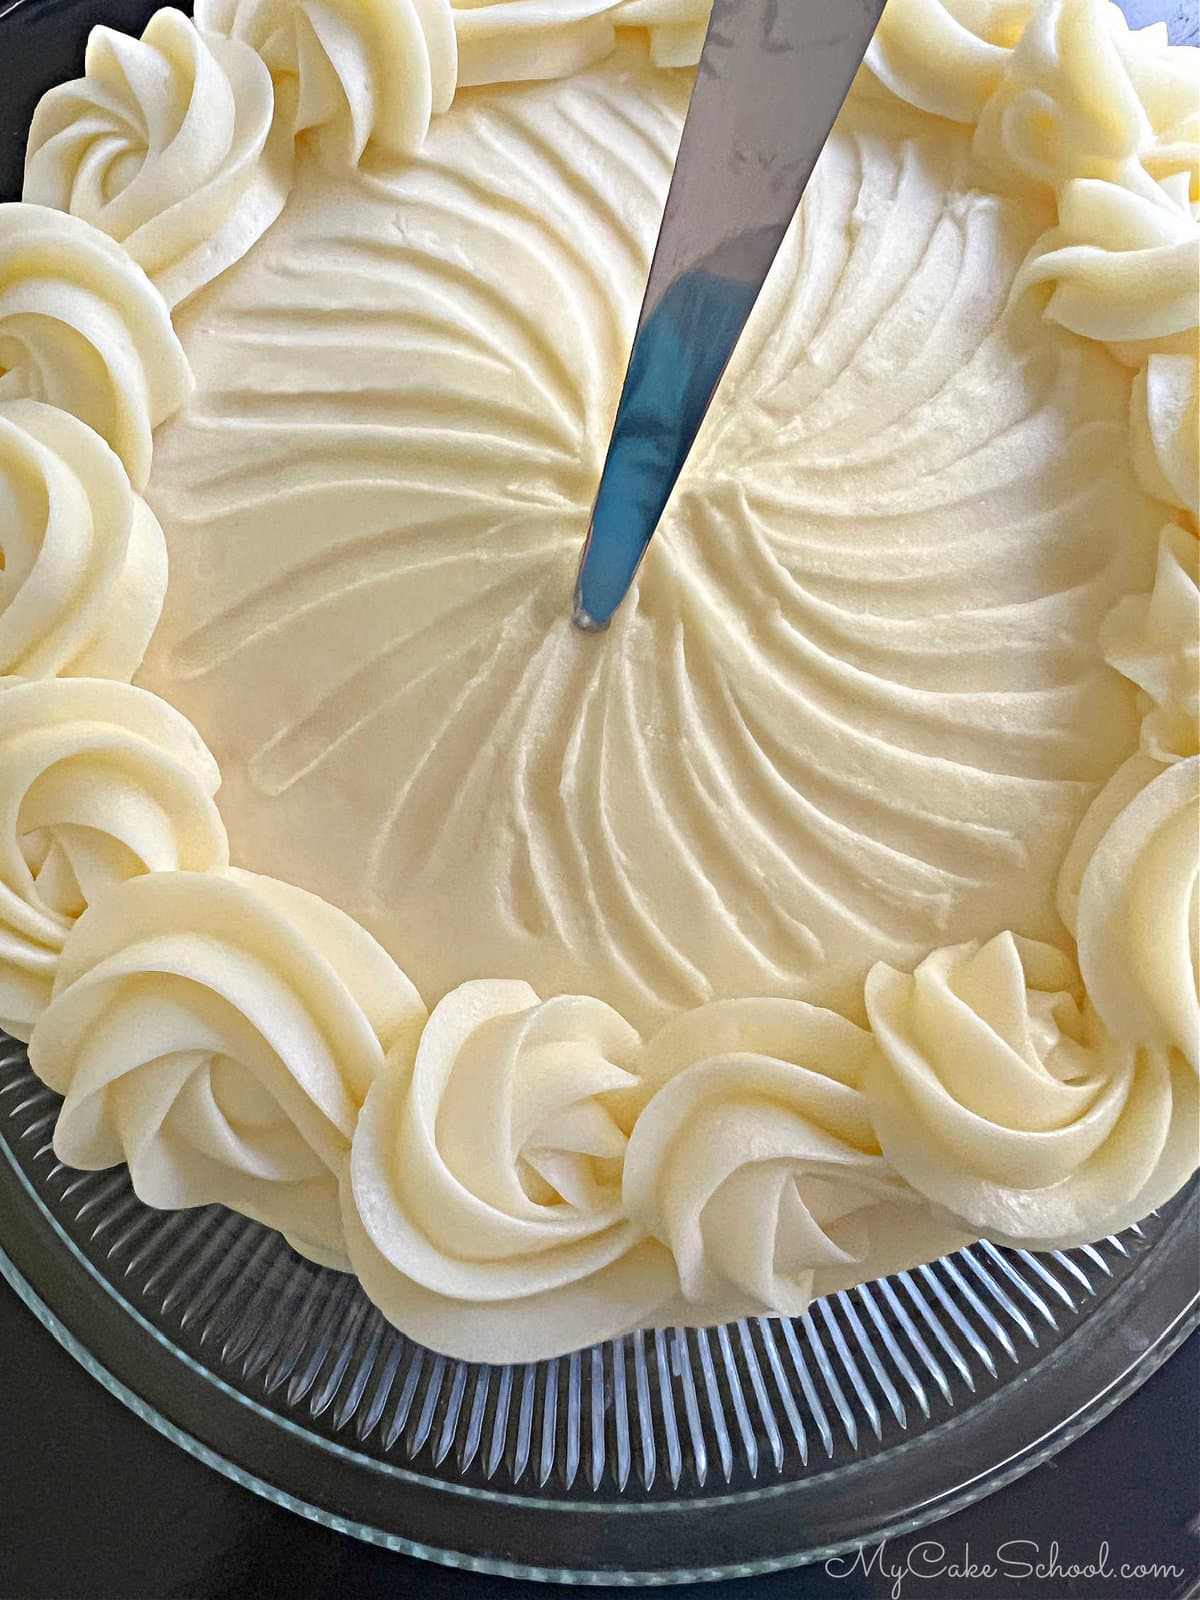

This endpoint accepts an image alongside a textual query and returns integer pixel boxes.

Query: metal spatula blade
[572,0,888,631]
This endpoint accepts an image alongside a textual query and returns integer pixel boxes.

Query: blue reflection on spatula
[570,0,889,631]
[572,269,756,631]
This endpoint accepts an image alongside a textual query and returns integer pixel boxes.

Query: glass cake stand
[1,0,1197,1583]
[0,1034,1196,1583]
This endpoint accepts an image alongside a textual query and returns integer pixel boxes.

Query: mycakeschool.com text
[823,1539,1187,1598]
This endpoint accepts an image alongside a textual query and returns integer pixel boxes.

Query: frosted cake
[0,0,1195,1360]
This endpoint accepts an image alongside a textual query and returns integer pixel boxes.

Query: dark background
[0,1282,1195,1598]
[1,0,1197,1595]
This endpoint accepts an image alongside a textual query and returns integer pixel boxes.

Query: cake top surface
[136,42,1157,1033]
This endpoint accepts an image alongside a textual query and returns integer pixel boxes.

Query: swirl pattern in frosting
[1101,522,1199,763]
[1015,172,1200,346]
[141,46,1163,1034]
[341,979,677,1361]
[866,0,1035,122]
[0,204,191,489]
[1068,755,1199,1071]
[29,867,425,1262]
[0,401,166,681]
[975,0,1198,200]
[194,0,458,166]
[1131,353,1199,522]
[982,0,1200,352]
[0,677,228,1041]
[864,931,1196,1243]
[23,9,294,310]
[624,999,967,1317]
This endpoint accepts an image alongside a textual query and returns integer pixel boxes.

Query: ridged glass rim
[3,1241,1191,1589]
[1,1069,1195,1585]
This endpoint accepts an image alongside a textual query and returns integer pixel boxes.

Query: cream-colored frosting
[1102,522,1199,763]
[31,867,425,1262]
[624,1000,968,1314]
[865,0,1035,122]
[1016,175,1200,345]
[193,0,458,165]
[450,0,709,84]
[342,979,678,1360]
[1071,754,1199,1070]
[0,400,166,680]
[1132,355,1199,521]
[977,0,1200,360]
[975,0,1199,200]
[23,9,294,310]
[0,204,192,490]
[140,49,1161,1034]
[342,984,971,1360]
[8,0,1199,1360]
[864,931,1196,1243]
[0,677,227,1040]
[191,0,710,164]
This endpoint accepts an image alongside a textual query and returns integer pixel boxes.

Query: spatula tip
[571,601,610,634]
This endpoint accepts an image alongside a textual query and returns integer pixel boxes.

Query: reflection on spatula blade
[572,0,888,631]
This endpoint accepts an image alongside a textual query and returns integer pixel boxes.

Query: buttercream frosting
[139,51,1159,1033]
[0,676,227,1039]
[31,867,425,1263]
[624,1000,968,1315]
[0,399,166,680]
[865,0,1035,123]
[193,0,458,165]
[450,0,709,84]
[341,985,972,1359]
[1131,354,1199,521]
[864,931,1195,1243]
[4,0,1197,1361]
[341,979,677,1360]
[971,0,1200,523]
[0,203,192,489]
[1101,522,1199,763]
[23,9,294,309]
[1071,754,1200,1070]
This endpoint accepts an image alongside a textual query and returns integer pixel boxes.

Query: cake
[0,0,1195,1361]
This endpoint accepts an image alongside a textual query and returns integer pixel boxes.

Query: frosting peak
[341,980,675,1362]
[23,9,294,309]
[864,932,1193,1243]
[30,867,425,1263]
[0,677,227,1040]
[0,400,166,682]
[0,204,191,488]
[194,0,458,164]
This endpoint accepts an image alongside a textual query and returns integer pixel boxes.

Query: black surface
[0,1281,1196,1599]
